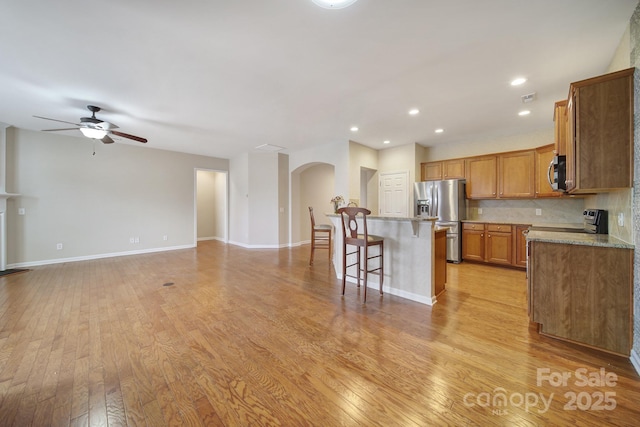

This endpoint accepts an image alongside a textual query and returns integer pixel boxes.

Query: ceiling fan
[34,105,147,144]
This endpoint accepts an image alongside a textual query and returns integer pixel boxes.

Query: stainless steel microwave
[547,155,566,192]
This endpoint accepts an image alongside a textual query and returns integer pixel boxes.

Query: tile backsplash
[466,192,633,244]
[584,188,633,244]
[467,198,585,226]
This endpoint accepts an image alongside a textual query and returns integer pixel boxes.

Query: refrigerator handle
[433,184,438,218]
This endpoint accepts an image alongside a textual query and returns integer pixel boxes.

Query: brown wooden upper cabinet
[421,162,443,181]
[565,67,634,193]
[420,159,465,181]
[465,150,534,199]
[534,144,561,198]
[465,156,497,198]
[498,150,535,198]
[553,100,567,156]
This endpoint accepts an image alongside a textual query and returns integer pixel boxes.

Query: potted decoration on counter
[331,195,344,213]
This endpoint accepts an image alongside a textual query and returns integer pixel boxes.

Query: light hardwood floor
[0,240,638,426]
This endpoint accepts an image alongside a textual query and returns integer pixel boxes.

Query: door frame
[194,168,229,244]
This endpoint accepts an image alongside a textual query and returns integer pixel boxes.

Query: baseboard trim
[197,236,226,242]
[8,244,196,269]
[339,275,436,306]
[226,240,290,249]
[631,349,640,376]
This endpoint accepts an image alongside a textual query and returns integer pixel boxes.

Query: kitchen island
[327,214,441,305]
[526,230,634,356]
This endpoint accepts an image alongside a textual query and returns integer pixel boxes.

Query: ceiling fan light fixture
[311,0,358,9]
[79,127,108,139]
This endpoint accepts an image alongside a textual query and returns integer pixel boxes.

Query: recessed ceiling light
[518,110,531,116]
[311,0,358,9]
[408,109,420,116]
[435,128,444,134]
[511,77,527,86]
[383,140,390,144]
[350,126,358,132]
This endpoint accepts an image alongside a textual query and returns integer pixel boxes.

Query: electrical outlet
[134,237,140,244]
[618,212,624,227]
[56,243,63,250]
[18,208,25,215]
[477,208,483,215]
[535,209,542,216]
[129,237,135,244]
[163,235,168,241]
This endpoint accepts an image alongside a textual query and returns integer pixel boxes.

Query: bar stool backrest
[338,207,372,245]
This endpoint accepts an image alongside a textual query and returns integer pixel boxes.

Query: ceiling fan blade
[111,130,147,143]
[101,135,115,144]
[33,116,81,126]
[41,127,80,132]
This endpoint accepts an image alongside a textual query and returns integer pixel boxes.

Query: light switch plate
[618,212,624,227]
[535,209,542,216]
[18,208,25,215]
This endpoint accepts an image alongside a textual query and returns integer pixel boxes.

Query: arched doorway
[290,162,335,245]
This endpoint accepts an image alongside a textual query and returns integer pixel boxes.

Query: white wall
[424,128,554,161]
[248,152,280,247]
[349,141,378,207]
[229,152,249,246]
[6,128,228,266]
[229,151,289,248]
[278,153,289,246]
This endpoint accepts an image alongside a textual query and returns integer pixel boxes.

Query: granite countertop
[461,219,584,229]
[526,230,634,249]
[326,213,438,222]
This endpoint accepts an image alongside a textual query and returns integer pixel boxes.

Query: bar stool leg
[341,241,347,296]
[309,233,315,265]
[363,245,368,303]
[379,241,384,296]
[356,247,361,287]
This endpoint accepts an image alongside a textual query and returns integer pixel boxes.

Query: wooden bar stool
[308,206,332,265]
[337,207,384,302]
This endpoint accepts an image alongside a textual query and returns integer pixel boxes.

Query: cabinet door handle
[481,233,484,237]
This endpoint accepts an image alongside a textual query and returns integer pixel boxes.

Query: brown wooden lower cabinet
[528,240,632,356]
[462,222,530,269]
[513,225,529,267]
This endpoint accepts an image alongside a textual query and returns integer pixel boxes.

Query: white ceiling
[0,0,637,159]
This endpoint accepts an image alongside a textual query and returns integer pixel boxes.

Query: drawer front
[487,224,512,233]
[463,222,484,230]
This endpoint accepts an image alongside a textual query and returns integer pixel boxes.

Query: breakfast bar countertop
[327,213,438,222]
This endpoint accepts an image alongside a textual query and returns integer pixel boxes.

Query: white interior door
[379,171,409,217]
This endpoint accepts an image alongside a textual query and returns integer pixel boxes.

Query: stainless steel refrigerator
[414,179,466,263]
